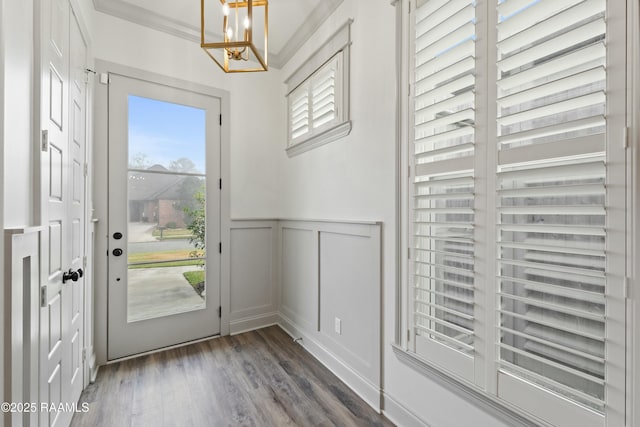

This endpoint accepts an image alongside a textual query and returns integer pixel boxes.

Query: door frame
[107,72,221,359]
[92,60,231,365]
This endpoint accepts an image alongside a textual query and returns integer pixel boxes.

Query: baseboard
[382,392,430,427]
[230,312,279,335]
[87,346,99,382]
[90,357,99,383]
[277,313,382,412]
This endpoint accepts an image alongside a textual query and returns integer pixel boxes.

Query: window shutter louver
[290,85,310,140]
[312,63,337,129]
[495,0,608,414]
[411,0,477,379]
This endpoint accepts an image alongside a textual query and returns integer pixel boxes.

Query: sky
[128,95,207,173]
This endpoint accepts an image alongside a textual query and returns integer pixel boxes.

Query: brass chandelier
[201,0,269,73]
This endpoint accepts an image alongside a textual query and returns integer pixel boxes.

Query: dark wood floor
[71,326,393,427]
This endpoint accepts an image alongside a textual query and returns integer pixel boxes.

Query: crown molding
[275,0,344,68]
[93,0,200,43]
[92,0,345,70]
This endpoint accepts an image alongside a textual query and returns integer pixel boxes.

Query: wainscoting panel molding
[3,227,41,427]
[229,221,279,334]
[278,220,382,411]
[227,219,382,411]
[279,225,318,332]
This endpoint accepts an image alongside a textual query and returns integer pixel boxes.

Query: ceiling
[92,0,344,69]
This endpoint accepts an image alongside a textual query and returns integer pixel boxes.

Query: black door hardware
[62,269,82,284]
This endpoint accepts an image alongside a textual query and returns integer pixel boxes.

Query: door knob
[112,248,123,256]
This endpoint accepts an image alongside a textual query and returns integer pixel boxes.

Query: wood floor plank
[71,326,393,427]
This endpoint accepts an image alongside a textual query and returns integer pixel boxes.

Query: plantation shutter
[311,59,337,129]
[288,56,340,146]
[406,0,626,424]
[410,0,477,380]
[493,0,624,424]
[289,84,310,142]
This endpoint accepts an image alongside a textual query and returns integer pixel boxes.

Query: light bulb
[226,27,233,39]
[222,3,229,16]
[243,16,250,29]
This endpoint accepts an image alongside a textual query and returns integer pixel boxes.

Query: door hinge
[82,348,87,362]
[218,306,222,318]
[407,329,411,342]
[408,247,411,259]
[41,130,49,152]
[83,255,87,268]
[40,286,47,308]
[99,73,109,85]
[219,178,222,190]
[219,114,222,126]
[408,165,411,178]
[84,163,88,177]
[219,242,222,254]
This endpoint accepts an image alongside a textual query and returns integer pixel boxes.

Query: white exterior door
[39,1,88,426]
[107,73,221,360]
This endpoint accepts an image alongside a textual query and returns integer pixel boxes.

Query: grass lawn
[183,270,205,286]
[128,259,202,269]
[184,270,205,296]
[128,249,204,269]
[151,228,193,240]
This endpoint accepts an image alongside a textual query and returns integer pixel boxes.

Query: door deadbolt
[113,232,123,240]
[112,248,123,256]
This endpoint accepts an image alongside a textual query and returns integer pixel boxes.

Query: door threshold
[107,334,221,364]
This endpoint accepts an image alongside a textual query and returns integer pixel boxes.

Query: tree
[129,152,150,169]
[169,157,197,173]
[183,186,205,265]
[174,176,204,221]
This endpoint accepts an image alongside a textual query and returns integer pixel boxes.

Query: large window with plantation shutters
[404,0,628,425]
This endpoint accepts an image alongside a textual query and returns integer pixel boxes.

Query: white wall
[278,2,509,426]
[2,0,34,228]
[92,11,283,218]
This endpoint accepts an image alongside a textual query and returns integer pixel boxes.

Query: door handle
[112,248,123,256]
[62,269,79,284]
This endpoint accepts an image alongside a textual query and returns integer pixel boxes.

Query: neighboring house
[128,164,198,228]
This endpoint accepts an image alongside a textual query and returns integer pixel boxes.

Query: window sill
[391,344,544,427]
[286,121,352,157]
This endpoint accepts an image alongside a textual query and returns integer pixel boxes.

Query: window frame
[396,0,631,426]
[284,20,352,157]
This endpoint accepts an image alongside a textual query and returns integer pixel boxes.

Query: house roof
[128,164,192,201]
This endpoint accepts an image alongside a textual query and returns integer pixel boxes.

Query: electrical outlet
[334,317,342,335]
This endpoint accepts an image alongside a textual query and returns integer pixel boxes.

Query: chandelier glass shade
[201,0,269,73]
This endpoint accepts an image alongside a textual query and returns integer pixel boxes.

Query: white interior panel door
[66,7,88,410]
[107,74,221,360]
[39,2,87,426]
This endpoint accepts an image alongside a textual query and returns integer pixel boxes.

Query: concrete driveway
[127,266,205,322]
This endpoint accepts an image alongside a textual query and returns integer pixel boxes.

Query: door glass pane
[127,96,207,322]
